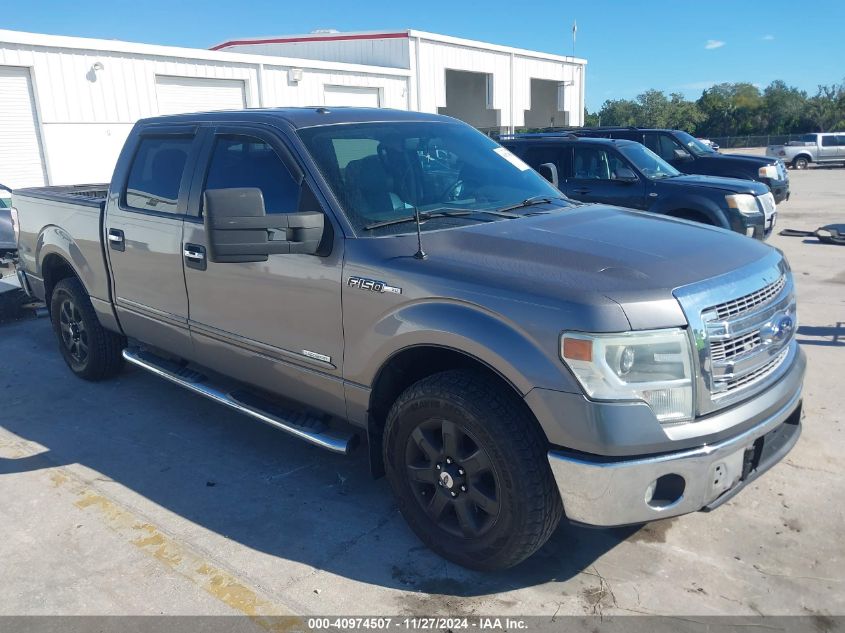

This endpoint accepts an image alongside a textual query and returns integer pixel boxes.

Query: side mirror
[614,167,638,183]
[203,187,324,263]
[537,163,559,188]
[673,148,691,161]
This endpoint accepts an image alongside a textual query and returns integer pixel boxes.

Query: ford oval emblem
[762,314,794,345]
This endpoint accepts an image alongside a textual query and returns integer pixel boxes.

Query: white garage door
[0,66,47,188]
[323,86,381,108]
[155,76,247,116]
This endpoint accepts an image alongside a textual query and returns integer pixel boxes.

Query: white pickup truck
[767,133,845,169]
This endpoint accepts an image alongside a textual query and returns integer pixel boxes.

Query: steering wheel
[439,178,465,202]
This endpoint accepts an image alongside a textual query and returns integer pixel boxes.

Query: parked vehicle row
[501,134,777,239]
[767,132,845,170]
[12,108,804,570]
[556,126,790,204]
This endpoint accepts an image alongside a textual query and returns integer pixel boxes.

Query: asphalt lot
[1,167,843,620]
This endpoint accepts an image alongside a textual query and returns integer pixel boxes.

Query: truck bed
[13,184,109,210]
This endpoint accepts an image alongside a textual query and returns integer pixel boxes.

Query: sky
[3,0,843,111]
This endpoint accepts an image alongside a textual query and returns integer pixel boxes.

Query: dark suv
[560,127,790,204]
[501,134,777,239]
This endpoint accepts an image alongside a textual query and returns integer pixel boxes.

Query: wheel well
[42,254,78,305]
[793,154,812,163]
[666,209,714,225]
[367,346,536,476]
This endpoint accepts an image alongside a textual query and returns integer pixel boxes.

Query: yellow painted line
[2,433,307,632]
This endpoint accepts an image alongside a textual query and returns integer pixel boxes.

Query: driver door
[182,124,346,415]
[644,132,693,171]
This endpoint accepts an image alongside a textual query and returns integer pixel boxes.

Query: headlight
[725,193,760,215]
[561,329,694,424]
[758,165,778,179]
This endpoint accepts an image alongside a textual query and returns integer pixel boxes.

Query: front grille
[707,275,785,320]
[711,330,761,362]
[722,348,790,394]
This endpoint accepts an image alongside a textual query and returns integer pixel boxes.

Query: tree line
[584,79,845,137]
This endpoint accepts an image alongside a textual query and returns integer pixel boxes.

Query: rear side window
[522,145,572,178]
[821,135,836,147]
[203,136,301,214]
[124,136,192,214]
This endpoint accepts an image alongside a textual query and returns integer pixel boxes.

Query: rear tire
[792,156,809,170]
[383,369,562,570]
[50,277,124,381]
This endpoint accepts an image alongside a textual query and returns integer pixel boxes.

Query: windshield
[675,131,716,156]
[298,121,569,234]
[618,143,682,179]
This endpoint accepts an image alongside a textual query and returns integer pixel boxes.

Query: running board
[122,348,355,454]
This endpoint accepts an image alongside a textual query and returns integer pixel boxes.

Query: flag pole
[572,19,577,58]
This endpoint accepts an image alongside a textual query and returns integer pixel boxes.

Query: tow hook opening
[645,473,686,509]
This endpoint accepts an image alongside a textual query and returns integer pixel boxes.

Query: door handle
[184,243,207,271]
[572,188,591,195]
[107,228,125,252]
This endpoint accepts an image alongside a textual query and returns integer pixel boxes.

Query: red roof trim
[211,32,409,51]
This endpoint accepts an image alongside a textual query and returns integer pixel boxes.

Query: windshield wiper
[494,195,563,214]
[363,209,477,231]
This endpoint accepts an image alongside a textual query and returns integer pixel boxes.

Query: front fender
[650,194,729,229]
[345,299,580,396]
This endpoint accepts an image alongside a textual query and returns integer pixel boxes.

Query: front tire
[383,370,562,570]
[792,156,809,170]
[50,277,124,380]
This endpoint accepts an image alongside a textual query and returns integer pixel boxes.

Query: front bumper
[547,356,804,527]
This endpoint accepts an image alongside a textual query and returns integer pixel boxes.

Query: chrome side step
[122,348,355,454]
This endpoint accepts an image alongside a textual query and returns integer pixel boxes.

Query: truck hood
[659,174,769,195]
[417,205,775,328]
[692,152,779,172]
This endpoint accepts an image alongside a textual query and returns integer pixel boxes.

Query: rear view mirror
[203,187,324,263]
[537,163,559,188]
[614,167,638,183]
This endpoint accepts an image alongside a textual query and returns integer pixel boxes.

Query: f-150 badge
[347,276,402,295]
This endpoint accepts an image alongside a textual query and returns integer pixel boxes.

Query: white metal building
[213,30,586,133]
[0,28,585,189]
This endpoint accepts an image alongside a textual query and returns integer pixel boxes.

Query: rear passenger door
[567,145,646,209]
[181,125,346,416]
[819,135,839,161]
[105,126,200,358]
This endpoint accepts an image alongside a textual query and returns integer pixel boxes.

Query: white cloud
[705,39,726,50]
[762,34,775,41]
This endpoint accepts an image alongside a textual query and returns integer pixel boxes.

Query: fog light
[645,474,686,509]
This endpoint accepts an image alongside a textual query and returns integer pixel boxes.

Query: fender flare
[651,195,729,229]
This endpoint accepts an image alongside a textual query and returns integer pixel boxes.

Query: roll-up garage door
[155,76,247,116]
[0,66,48,188]
[323,86,381,108]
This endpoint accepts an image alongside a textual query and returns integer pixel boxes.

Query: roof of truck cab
[137,107,450,129]
[501,135,640,148]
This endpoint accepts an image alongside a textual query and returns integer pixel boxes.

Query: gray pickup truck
[14,108,805,570]
[767,132,845,169]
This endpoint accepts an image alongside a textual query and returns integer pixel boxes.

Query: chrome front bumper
[548,354,804,527]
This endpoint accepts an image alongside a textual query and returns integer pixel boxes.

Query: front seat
[345,155,397,221]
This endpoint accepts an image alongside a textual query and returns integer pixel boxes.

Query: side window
[821,135,836,147]
[523,146,572,178]
[645,133,686,161]
[204,136,301,214]
[573,147,628,181]
[124,136,193,214]
[837,136,845,147]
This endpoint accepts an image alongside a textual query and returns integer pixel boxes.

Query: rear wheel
[792,156,809,170]
[383,369,562,570]
[50,277,124,380]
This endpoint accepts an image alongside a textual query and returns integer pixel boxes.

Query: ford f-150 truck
[13,108,805,570]
[767,133,845,170]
